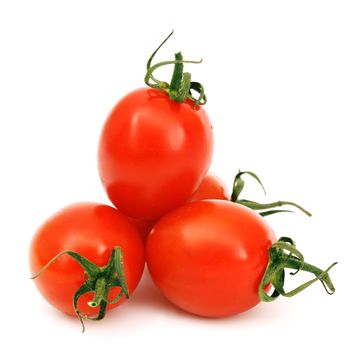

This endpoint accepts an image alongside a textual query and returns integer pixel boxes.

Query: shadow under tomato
[128,266,190,317]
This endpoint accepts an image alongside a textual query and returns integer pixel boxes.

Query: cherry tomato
[29,202,145,318]
[189,173,230,202]
[98,87,214,220]
[146,200,276,317]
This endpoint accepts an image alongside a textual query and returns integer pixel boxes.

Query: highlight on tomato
[98,31,214,221]
[146,200,336,317]
[29,202,145,331]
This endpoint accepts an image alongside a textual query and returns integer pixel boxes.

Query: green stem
[283,256,336,293]
[259,237,337,302]
[170,52,184,92]
[231,170,266,202]
[144,31,207,106]
[31,246,128,332]
[237,199,312,217]
[168,52,194,103]
[144,59,201,90]
[146,30,174,87]
[88,278,107,308]
[230,170,312,217]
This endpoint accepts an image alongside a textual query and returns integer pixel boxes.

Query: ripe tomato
[146,200,276,317]
[189,173,230,202]
[98,87,214,220]
[29,202,145,320]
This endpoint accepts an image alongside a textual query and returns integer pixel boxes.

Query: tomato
[29,202,145,321]
[98,87,213,220]
[146,200,276,317]
[189,173,230,202]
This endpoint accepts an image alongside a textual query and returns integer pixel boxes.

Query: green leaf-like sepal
[31,246,129,332]
[230,170,311,217]
[259,237,337,302]
[145,31,207,106]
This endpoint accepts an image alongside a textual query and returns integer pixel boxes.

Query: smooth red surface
[29,202,145,316]
[189,173,230,202]
[146,200,276,317]
[98,87,214,220]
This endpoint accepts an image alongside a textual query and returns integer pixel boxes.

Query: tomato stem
[145,31,207,106]
[87,278,107,308]
[231,170,312,217]
[31,246,129,332]
[170,52,184,92]
[237,199,312,217]
[259,237,337,302]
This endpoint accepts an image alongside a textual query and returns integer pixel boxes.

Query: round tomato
[146,200,276,317]
[189,173,230,202]
[29,202,145,321]
[98,87,214,220]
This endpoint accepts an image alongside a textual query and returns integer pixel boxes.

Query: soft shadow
[128,267,190,317]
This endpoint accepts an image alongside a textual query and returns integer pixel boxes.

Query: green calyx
[144,30,207,107]
[259,237,337,301]
[231,173,337,300]
[31,247,129,332]
[231,170,312,217]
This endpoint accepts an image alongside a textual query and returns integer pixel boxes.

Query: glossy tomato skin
[189,173,230,202]
[98,87,214,220]
[29,202,145,316]
[146,200,276,317]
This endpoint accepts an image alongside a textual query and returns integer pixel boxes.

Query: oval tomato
[146,200,276,317]
[98,87,214,220]
[29,202,145,319]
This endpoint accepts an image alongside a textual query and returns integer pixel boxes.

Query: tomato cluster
[29,32,336,331]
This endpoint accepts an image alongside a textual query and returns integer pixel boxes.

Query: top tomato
[98,87,213,220]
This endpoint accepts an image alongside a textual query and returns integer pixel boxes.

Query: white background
[0,0,349,348]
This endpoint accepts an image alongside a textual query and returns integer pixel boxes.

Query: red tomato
[146,200,276,317]
[189,173,230,202]
[98,87,214,220]
[29,202,145,318]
